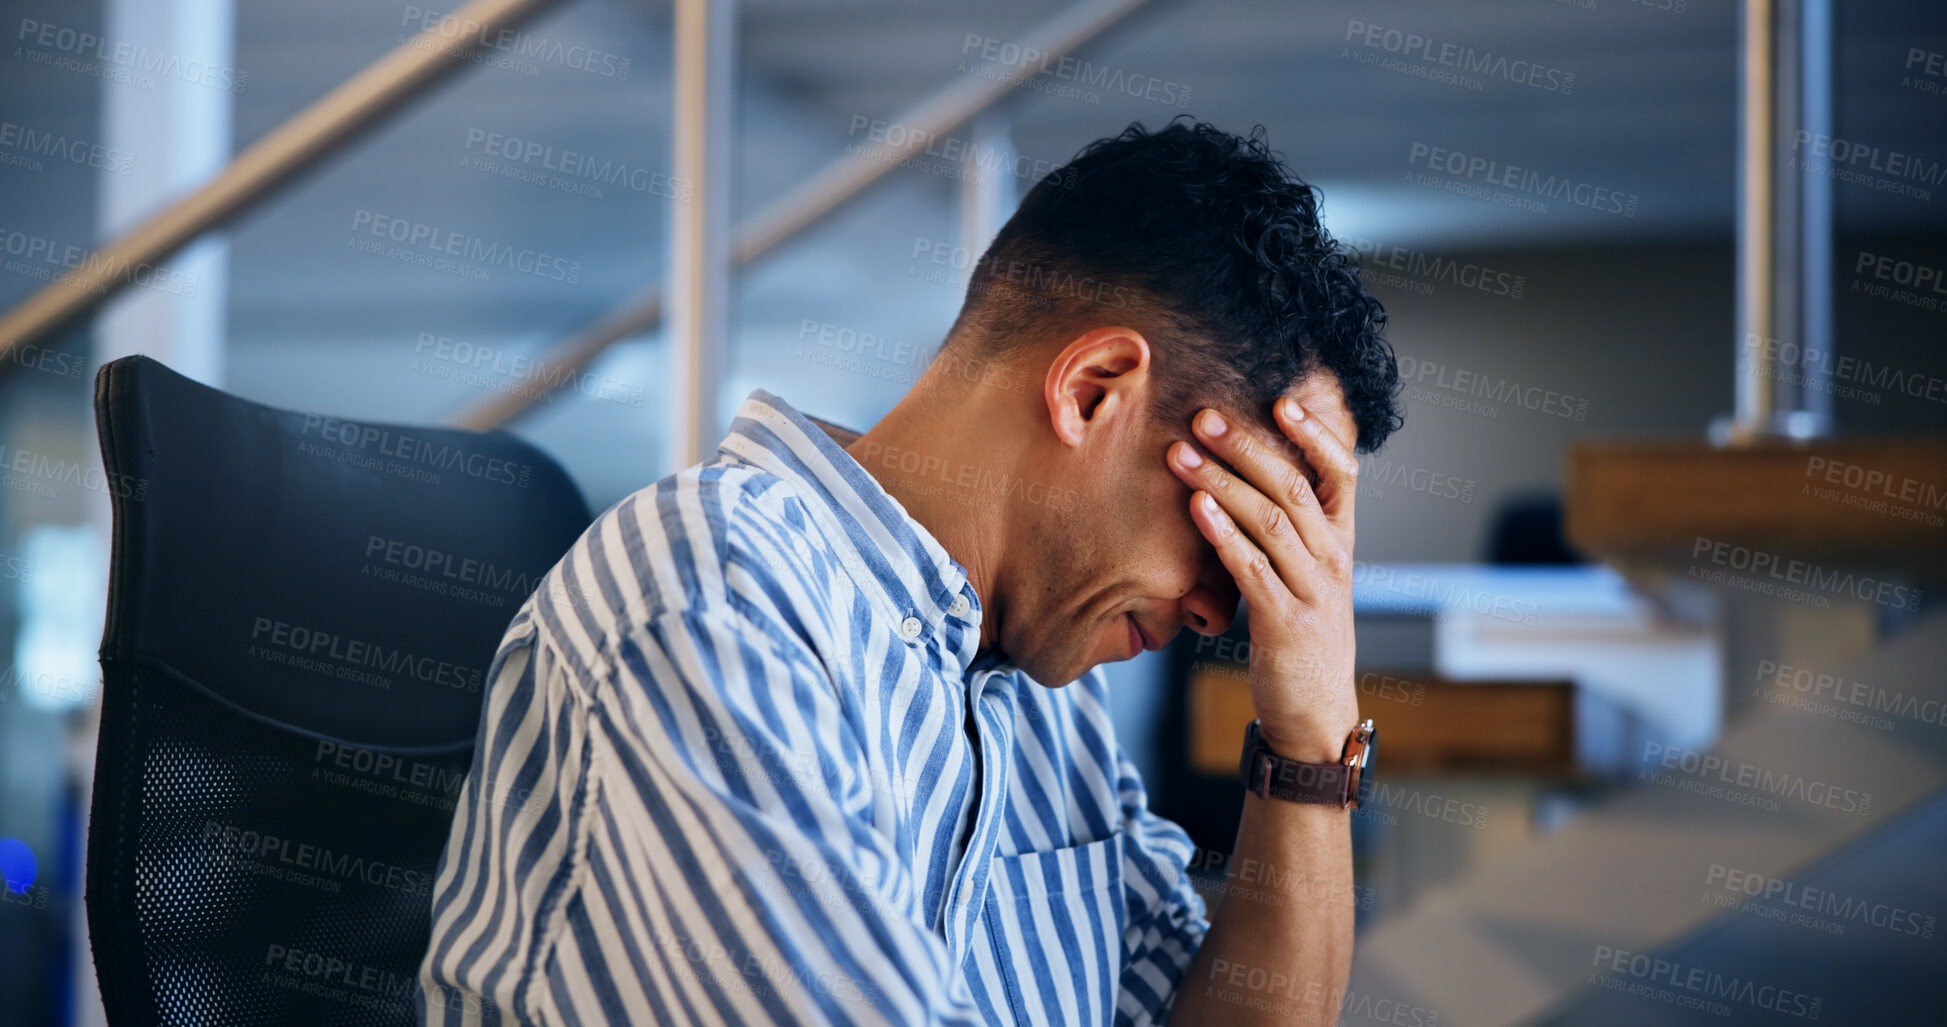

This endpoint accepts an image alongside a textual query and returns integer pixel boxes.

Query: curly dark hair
[941,117,1402,453]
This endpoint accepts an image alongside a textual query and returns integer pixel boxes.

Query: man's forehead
[1256,372,1353,473]
[1283,371,1353,438]
[1155,370,1355,459]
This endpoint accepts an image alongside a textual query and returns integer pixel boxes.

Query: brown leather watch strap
[1238,719,1369,807]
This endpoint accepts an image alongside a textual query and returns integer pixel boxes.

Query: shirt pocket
[981,832,1126,1026]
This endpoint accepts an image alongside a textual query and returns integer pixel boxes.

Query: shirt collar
[715,389,995,673]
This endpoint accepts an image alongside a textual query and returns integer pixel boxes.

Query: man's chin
[1012,649,1091,689]
[998,626,1114,687]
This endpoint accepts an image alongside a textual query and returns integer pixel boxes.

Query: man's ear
[1043,327,1152,448]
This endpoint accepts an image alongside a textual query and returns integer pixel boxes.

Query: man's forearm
[1173,790,1356,1025]
[1161,392,1372,1022]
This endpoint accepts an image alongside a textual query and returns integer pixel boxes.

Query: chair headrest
[94,355,591,751]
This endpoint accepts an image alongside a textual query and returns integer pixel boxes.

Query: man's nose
[1179,559,1240,637]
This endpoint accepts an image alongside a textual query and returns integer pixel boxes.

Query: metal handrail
[0,0,1162,436]
[0,0,568,363]
[1727,0,1834,443]
[444,0,1161,430]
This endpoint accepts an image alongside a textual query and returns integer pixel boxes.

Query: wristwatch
[1238,718,1377,808]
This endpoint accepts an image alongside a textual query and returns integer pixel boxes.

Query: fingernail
[1280,397,1305,422]
[1175,443,1203,468]
[1200,493,1219,514]
[1199,410,1227,436]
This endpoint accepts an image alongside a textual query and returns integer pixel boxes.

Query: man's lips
[1125,614,1160,658]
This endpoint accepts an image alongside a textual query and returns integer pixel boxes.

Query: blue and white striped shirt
[419,389,1209,1025]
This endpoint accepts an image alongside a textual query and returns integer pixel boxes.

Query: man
[419,118,1402,1025]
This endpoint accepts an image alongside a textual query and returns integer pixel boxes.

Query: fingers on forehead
[1239,418,1320,486]
[1289,412,1357,480]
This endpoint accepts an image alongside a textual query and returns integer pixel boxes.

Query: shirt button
[948,595,970,617]
[899,617,923,641]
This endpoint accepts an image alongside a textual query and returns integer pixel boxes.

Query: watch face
[1239,720,1262,788]
[1356,726,1377,807]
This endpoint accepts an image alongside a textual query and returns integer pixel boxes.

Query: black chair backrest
[88,355,591,1026]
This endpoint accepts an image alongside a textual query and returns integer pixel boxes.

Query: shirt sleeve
[537,604,989,1026]
[419,607,581,1027]
[1111,737,1212,1026]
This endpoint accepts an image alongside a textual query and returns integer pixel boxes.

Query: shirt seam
[736,398,965,635]
[770,473,939,639]
[511,630,606,1023]
[988,894,1035,1026]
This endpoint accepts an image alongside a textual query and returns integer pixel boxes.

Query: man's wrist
[1256,715,1360,764]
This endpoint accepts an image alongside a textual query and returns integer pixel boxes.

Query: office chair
[87,355,592,1025]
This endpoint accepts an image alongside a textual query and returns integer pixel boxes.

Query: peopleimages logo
[796,319,929,370]
[0,442,149,500]
[1395,356,1588,420]
[650,929,877,1008]
[0,662,97,708]
[1791,131,1944,200]
[1407,143,1638,216]
[959,33,1191,108]
[1203,959,1441,1026]
[854,440,1079,514]
[14,17,248,92]
[1803,455,1947,527]
[1855,250,1947,296]
[263,943,416,1005]
[6,340,88,381]
[203,821,431,895]
[316,740,467,796]
[1739,332,1947,407]
[1352,563,1541,624]
[1906,48,1946,96]
[1588,945,1821,1020]
[462,129,690,202]
[1357,454,1476,504]
[845,117,1076,188]
[348,209,582,284]
[1689,536,1922,612]
[298,412,534,488]
[0,120,134,174]
[1344,234,1526,299]
[363,533,543,606]
[412,331,646,409]
[1640,741,1872,816]
[1704,863,1936,939]
[249,617,484,693]
[0,551,31,582]
[1755,658,1947,732]
[1362,781,1488,829]
[1345,20,1574,94]
[1852,249,1947,314]
[400,5,631,79]
[907,236,1133,312]
[1,226,200,297]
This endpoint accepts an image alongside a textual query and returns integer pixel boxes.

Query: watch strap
[1239,720,1358,807]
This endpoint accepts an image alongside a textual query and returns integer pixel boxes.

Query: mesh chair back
[87,356,591,1025]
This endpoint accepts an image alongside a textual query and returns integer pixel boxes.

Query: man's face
[1000,368,1357,688]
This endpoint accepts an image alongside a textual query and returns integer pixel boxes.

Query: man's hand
[1167,396,1361,762]
[1168,395,1363,1027]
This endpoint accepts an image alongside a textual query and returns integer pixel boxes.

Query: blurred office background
[3,0,1945,1023]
